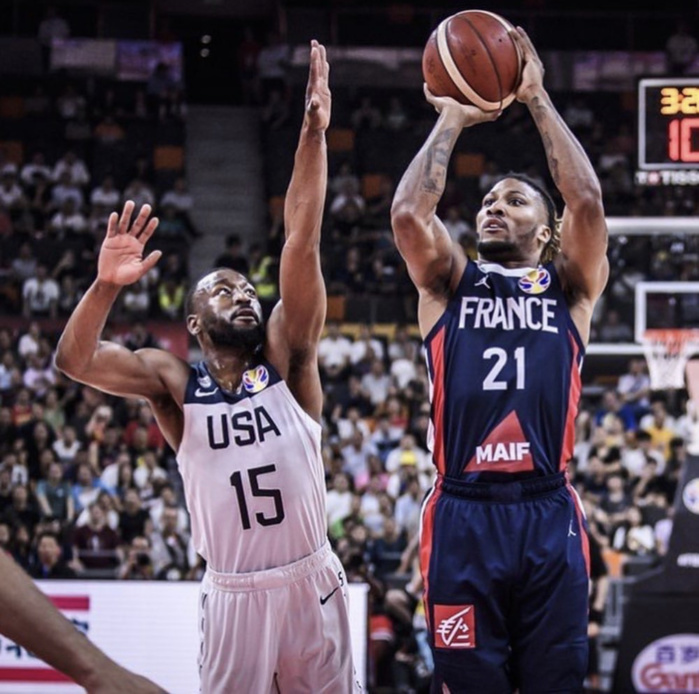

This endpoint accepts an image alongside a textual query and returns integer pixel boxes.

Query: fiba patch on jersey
[433,605,476,649]
[518,268,551,295]
[242,365,269,393]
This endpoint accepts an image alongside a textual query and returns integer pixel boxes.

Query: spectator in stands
[120,274,153,320]
[597,472,633,536]
[594,388,637,431]
[22,264,58,319]
[52,425,81,465]
[350,324,385,370]
[318,321,352,381]
[72,501,121,573]
[90,176,121,210]
[617,357,651,421]
[597,307,633,342]
[52,151,90,188]
[155,203,189,244]
[6,486,38,539]
[160,176,193,219]
[49,198,89,236]
[123,322,159,351]
[123,178,155,209]
[612,506,656,557]
[0,165,27,216]
[214,233,249,274]
[247,243,277,299]
[50,171,84,212]
[384,96,409,132]
[639,396,678,460]
[393,474,422,537]
[21,153,52,187]
[30,531,76,579]
[328,245,366,296]
[22,353,56,400]
[150,506,190,580]
[351,95,382,131]
[327,472,354,536]
[35,461,74,523]
[157,274,186,320]
[329,177,366,229]
[118,535,155,580]
[119,488,151,545]
[71,462,105,514]
[361,357,391,408]
[441,205,473,242]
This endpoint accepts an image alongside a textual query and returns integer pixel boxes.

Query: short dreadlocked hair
[492,172,561,264]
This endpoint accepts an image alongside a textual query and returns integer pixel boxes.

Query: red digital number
[668,118,699,162]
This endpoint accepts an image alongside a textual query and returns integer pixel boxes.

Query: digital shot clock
[638,77,699,172]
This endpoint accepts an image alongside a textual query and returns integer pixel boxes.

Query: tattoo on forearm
[421,129,456,194]
[530,95,591,187]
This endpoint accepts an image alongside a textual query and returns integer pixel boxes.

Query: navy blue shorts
[420,473,589,694]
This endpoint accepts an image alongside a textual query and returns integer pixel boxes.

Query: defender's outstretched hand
[305,40,331,132]
[511,27,545,104]
[423,84,500,129]
[98,201,161,286]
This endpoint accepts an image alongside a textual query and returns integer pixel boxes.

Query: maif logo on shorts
[434,604,476,649]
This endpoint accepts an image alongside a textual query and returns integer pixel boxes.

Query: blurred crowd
[0,71,195,321]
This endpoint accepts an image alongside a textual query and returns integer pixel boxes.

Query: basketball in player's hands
[422,10,522,112]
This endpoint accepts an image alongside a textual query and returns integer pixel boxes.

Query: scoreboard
[636,77,699,185]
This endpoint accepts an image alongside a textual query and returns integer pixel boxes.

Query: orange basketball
[422,10,522,112]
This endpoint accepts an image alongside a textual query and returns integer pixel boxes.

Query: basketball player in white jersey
[56,41,360,693]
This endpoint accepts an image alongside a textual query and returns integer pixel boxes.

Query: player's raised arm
[272,40,330,352]
[512,27,609,305]
[391,88,499,301]
[55,201,186,401]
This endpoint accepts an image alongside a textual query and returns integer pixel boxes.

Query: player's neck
[204,350,257,393]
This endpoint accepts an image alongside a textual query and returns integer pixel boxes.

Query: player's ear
[538,224,552,246]
[186,314,200,336]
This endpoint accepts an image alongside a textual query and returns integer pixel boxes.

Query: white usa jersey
[176,359,328,574]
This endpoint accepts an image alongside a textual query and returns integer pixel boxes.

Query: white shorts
[198,542,361,693]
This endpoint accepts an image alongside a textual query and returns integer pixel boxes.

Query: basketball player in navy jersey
[56,42,359,693]
[391,28,608,693]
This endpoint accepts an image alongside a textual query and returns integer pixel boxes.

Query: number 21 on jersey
[483,346,525,391]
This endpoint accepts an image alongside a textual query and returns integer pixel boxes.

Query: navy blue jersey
[424,261,585,482]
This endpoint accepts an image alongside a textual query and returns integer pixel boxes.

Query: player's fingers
[138,216,159,244]
[319,43,329,80]
[141,249,162,274]
[309,41,319,84]
[106,211,119,238]
[514,26,536,54]
[118,200,135,234]
[131,204,152,237]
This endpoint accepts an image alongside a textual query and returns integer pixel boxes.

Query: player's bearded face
[477,238,519,261]
[205,314,264,351]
